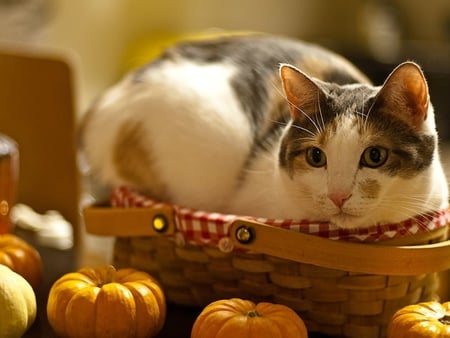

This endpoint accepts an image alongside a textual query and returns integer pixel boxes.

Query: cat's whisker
[389,193,444,205]
[363,92,377,131]
[270,77,287,98]
[270,119,289,128]
[396,209,436,230]
[290,123,317,137]
[386,208,432,228]
[376,196,444,223]
[379,197,427,209]
[275,84,322,136]
[293,137,317,143]
[271,82,324,137]
[316,90,326,133]
[243,169,275,175]
[355,111,367,118]
[291,102,323,136]
[376,204,421,221]
[359,92,367,118]
[271,74,323,137]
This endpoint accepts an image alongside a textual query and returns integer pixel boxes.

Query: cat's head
[278,62,447,228]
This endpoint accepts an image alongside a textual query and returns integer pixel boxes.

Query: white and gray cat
[81,34,448,229]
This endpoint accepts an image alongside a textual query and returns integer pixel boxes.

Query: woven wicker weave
[84,189,450,338]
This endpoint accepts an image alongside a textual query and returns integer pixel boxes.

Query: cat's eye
[306,147,327,167]
[361,146,388,168]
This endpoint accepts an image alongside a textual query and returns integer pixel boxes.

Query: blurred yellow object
[121,29,256,73]
[0,265,36,338]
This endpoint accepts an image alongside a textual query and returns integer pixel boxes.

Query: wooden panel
[0,46,80,239]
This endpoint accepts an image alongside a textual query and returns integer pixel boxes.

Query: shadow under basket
[84,187,450,338]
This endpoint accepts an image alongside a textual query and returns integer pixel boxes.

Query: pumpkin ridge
[128,280,166,313]
[195,309,236,336]
[255,302,308,337]
[258,306,304,338]
[228,298,256,312]
[96,283,137,337]
[66,286,98,337]
[125,281,163,336]
[116,269,152,282]
[217,314,250,337]
[257,316,285,338]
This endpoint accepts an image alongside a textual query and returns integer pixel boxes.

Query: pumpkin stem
[103,265,116,284]
[246,310,261,318]
[440,314,450,325]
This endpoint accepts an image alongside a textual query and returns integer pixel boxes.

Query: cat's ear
[280,64,321,120]
[375,62,429,129]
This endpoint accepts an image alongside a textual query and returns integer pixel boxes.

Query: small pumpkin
[191,298,308,338]
[387,301,450,337]
[47,265,166,338]
[0,264,37,338]
[0,233,43,288]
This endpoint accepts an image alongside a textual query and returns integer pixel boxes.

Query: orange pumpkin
[0,233,43,288]
[387,301,450,337]
[191,298,308,338]
[47,265,166,338]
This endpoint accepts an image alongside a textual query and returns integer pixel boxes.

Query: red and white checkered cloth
[111,186,450,246]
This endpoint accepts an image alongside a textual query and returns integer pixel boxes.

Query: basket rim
[83,187,450,275]
[110,186,450,246]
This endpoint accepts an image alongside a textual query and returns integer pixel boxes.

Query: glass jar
[0,134,19,233]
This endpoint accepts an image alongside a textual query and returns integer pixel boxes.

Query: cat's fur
[81,34,448,229]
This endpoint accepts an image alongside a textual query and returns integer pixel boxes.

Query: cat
[80,34,449,229]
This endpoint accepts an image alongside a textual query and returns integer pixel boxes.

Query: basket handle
[84,205,449,275]
[83,205,176,236]
[230,219,450,276]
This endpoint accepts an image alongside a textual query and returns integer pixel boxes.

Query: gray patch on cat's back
[148,35,369,128]
[172,36,299,128]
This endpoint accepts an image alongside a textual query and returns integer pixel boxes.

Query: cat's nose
[328,192,352,208]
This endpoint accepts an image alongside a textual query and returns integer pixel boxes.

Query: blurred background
[0,3,449,333]
[0,0,448,138]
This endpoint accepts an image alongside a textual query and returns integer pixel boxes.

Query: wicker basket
[84,187,450,338]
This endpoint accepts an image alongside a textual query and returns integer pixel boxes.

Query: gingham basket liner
[111,186,450,246]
